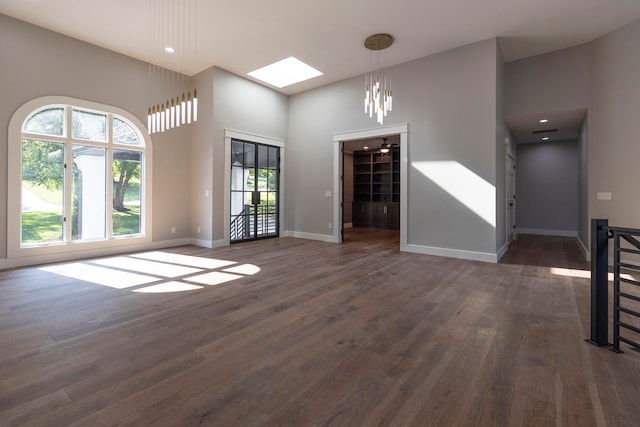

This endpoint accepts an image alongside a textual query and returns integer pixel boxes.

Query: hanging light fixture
[364,34,393,125]
[147,0,198,134]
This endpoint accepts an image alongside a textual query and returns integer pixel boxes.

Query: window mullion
[106,147,114,238]
[63,108,73,242]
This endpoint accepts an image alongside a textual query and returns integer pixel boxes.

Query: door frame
[332,123,408,249]
[506,149,517,245]
[224,129,285,245]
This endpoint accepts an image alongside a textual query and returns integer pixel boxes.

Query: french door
[230,139,279,242]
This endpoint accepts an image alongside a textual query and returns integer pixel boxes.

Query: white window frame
[7,96,153,261]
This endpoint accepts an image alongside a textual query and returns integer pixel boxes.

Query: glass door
[230,139,279,242]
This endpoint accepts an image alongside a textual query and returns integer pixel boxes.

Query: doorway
[332,123,408,249]
[230,139,280,242]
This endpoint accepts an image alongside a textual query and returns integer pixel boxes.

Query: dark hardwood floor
[1,230,639,426]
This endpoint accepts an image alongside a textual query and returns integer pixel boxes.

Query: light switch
[325,191,332,197]
[597,192,611,200]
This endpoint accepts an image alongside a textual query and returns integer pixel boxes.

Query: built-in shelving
[352,147,399,229]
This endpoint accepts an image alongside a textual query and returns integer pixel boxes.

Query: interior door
[230,139,279,242]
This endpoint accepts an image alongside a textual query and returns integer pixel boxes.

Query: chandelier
[147,0,198,134]
[364,34,393,125]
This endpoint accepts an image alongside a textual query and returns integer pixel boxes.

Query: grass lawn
[22,206,141,244]
[112,205,141,236]
[22,212,63,245]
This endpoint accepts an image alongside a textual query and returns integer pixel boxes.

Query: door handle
[251,191,260,205]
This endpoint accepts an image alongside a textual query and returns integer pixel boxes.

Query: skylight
[248,56,323,88]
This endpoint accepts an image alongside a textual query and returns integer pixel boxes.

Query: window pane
[113,117,141,146]
[21,140,64,245]
[72,145,106,241]
[72,109,106,141]
[257,144,269,169]
[112,150,142,236]
[268,146,278,168]
[24,107,64,136]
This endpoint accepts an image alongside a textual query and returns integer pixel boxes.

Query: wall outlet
[597,192,612,200]
[205,190,210,197]
[197,226,200,233]
[328,222,332,229]
[171,227,176,233]
[325,191,332,197]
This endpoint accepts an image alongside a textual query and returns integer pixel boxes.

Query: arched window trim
[8,96,153,261]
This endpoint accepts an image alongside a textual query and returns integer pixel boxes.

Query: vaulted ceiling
[1,0,640,95]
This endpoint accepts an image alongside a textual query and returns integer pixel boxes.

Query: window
[8,97,152,259]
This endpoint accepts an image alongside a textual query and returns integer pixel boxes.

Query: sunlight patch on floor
[130,251,237,269]
[186,271,243,286]
[40,251,261,293]
[93,256,203,277]
[224,264,261,275]
[40,263,157,289]
[550,267,637,282]
[133,282,203,293]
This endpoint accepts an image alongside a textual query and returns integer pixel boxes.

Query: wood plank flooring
[1,230,640,426]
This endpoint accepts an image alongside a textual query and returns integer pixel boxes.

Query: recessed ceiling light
[539,119,549,123]
[248,56,323,88]
[164,47,175,53]
[363,146,369,150]
[542,137,550,141]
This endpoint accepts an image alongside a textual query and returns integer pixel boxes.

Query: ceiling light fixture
[539,119,549,123]
[380,138,390,153]
[147,0,198,134]
[364,34,393,125]
[542,137,550,141]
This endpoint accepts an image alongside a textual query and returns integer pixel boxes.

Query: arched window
[8,97,152,259]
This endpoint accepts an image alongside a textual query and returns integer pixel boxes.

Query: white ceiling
[1,0,640,95]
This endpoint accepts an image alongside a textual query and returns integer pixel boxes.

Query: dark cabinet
[352,202,399,229]
[351,147,399,229]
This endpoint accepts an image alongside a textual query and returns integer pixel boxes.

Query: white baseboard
[282,230,338,243]
[0,237,194,270]
[403,243,498,263]
[517,228,578,238]
[577,237,590,261]
[189,238,227,249]
[496,241,509,262]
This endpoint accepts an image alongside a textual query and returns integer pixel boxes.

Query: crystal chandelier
[364,34,393,125]
[147,0,198,134]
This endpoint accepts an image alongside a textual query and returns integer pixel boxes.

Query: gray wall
[578,118,589,248]
[504,43,590,118]
[495,45,508,252]
[516,140,579,234]
[289,38,502,255]
[210,68,289,241]
[0,14,193,260]
[588,18,640,235]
